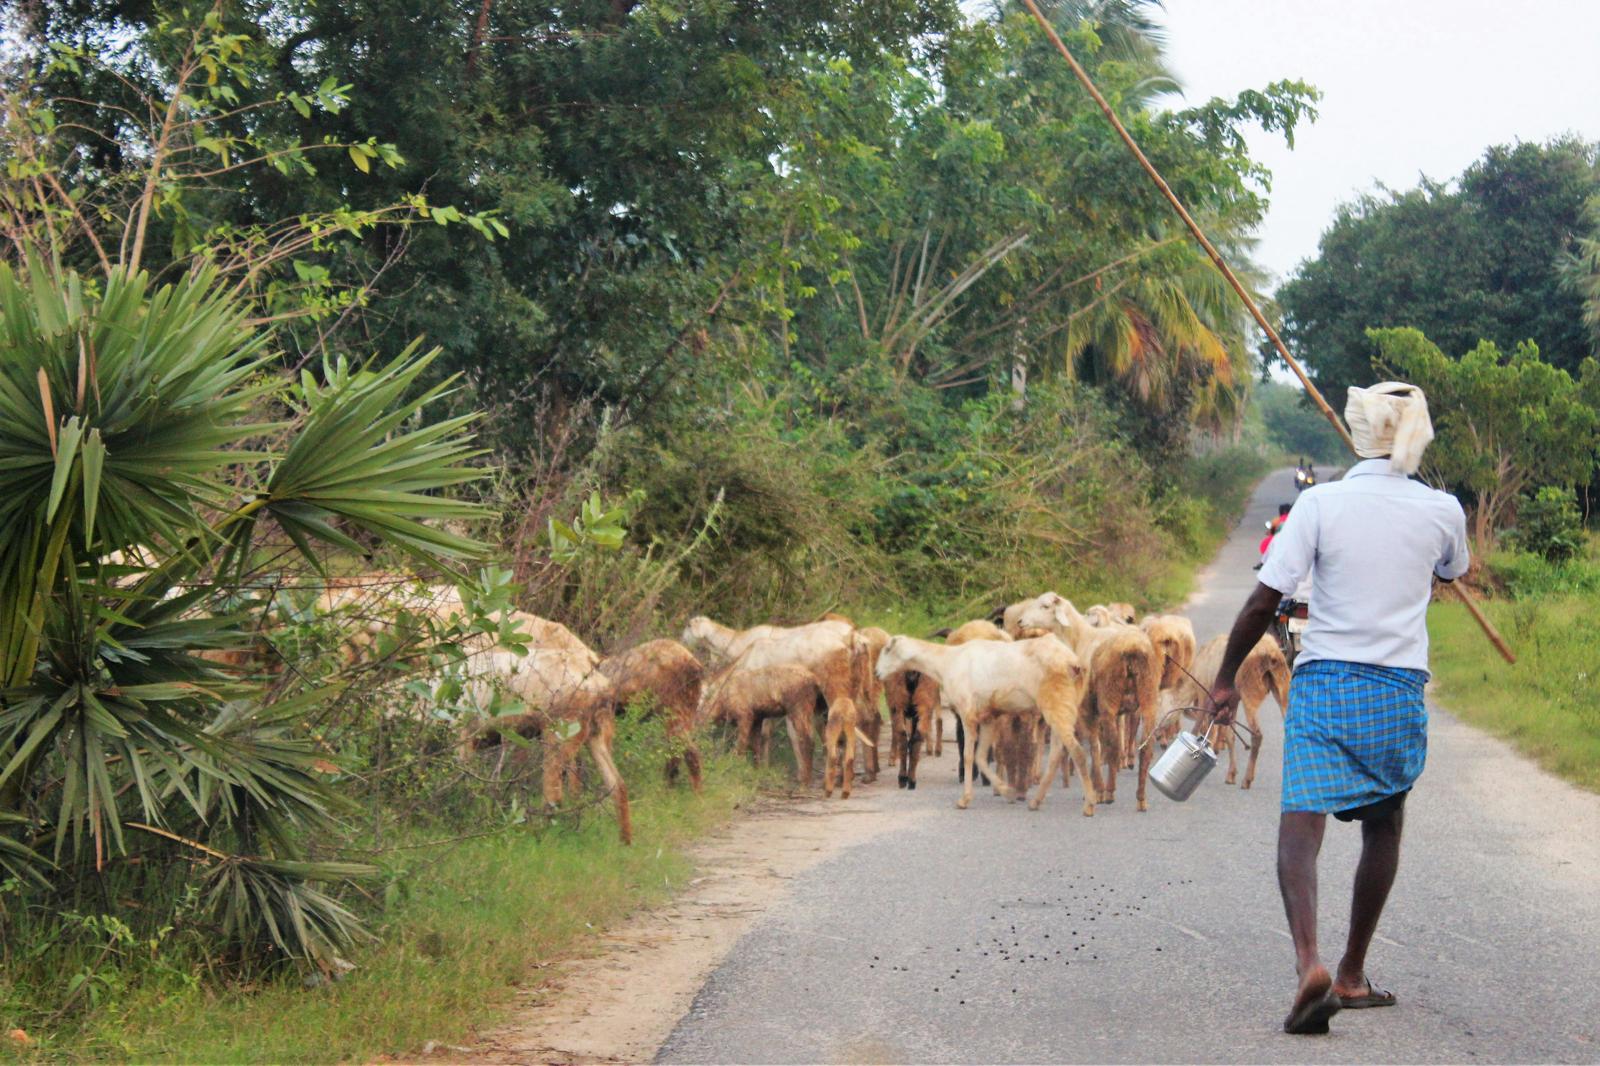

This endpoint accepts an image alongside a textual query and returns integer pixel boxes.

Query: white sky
[1154,0,1600,287]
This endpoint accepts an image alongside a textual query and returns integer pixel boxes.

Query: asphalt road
[658,466,1600,1064]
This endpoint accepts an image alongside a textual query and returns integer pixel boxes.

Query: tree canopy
[11,0,1316,444]
[1370,326,1600,547]
[1276,138,1600,398]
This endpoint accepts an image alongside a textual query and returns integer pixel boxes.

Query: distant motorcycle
[1294,465,1317,492]
[1273,597,1307,667]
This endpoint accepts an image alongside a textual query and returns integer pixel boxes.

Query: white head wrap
[1344,381,1434,475]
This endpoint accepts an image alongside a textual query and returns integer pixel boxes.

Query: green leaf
[80,428,105,545]
[349,146,370,173]
[45,415,84,522]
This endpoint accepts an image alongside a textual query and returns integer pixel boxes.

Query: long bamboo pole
[1018,0,1515,664]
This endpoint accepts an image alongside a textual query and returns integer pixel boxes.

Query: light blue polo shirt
[1258,459,1470,673]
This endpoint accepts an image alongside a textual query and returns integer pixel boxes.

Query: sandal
[1338,979,1397,1009]
[1284,969,1341,1035]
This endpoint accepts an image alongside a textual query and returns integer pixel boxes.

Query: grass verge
[1428,592,1600,795]
[6,751,773,1064]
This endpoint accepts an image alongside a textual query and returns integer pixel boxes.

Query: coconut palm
[1562,194,1600,346]
[1055,224,1257,425]
[0,256,487,962]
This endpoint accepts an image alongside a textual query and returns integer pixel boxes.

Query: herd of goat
[323,580,1296,846]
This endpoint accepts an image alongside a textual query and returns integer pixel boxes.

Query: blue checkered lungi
[1281,659,1429,814]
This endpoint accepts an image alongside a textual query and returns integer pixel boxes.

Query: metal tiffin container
[1150,717,1219,802]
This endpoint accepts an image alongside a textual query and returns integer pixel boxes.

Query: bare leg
[1098,719,1120,804]
[1064,730,1097,816]
[1134,717,1152,812]
[822,712,840,798]
[682,742,704,793]
[1334,807,1404,998]
[903,707,923,788]
[839,709,857,799]
[860,710,879,782]
[588,723,632,845]
[977,727,1006,797]
[1223,720,1239,785]
[1279,812,1333,1020]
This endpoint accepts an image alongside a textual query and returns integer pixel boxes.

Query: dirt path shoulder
[463,787,921,1064]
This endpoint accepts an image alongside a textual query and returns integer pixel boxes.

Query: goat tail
[1267,658,1292,717]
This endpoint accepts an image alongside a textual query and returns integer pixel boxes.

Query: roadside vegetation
[1429,538,1600,795]
[13,737,774,1063]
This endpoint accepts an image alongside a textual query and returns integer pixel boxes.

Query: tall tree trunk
[466,0,493,76]
[1010,316,1029,412]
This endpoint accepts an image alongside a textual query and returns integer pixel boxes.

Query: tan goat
[459,643,632,845]
[1139,613,1198,758]
[682,616,854,703]
[1163,633,1291,790]
[1013,594,1161,812]
[875,634,1096,815]
[886,619,1012,789]
[854,626,890,782]
[1094,598,1145,624]
[682,616,861,789]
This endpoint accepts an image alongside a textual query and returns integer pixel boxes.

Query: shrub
[1508,486,1586,562]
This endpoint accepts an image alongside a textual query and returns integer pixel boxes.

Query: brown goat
[886,619,1013,790]
[598,639,706,792]
[885,666,941,789]
[853,627,889,783]
[1013,595,1161,811]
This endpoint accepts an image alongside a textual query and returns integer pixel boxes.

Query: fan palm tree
[0,256,487,962]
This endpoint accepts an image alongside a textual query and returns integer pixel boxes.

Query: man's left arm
[1435,497,1471,582]
[1207,583,1281,726]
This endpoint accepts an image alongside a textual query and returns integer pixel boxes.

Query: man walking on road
[1206,382,1470,1035]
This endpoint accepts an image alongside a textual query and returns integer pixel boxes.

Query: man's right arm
[1209,582,1282,725]
[1211,497,1318,723]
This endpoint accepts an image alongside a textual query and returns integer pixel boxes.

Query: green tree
[1252,379,1346,462]
[17,0,960,429]
[1279,138,1600,397]
[1370,326,1600,548]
